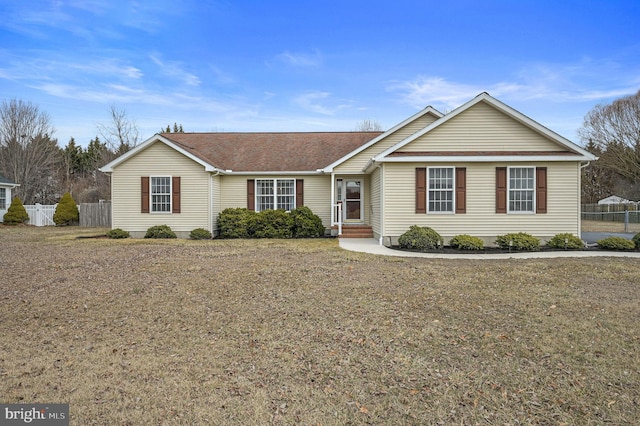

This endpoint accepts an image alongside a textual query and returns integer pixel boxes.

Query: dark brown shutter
[496,167,507,214]
[296,179,304,207]
[247,179,255,210]
[416,168,426,214]
[536,167,547,214]
[455,167,466,214]
[172,176,181,213]
[141,176,149,213]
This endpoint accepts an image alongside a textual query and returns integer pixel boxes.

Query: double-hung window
[256,179,295,211]
[508,167,535,213]
[428,167,454,213]
[0,188,5,210]
[151,176,171,212]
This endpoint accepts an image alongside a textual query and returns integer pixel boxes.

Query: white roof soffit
[98,134,222,173]
[373,92,597,162]
[321,106,443,172]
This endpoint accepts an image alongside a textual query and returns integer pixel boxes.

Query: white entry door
[336,179,363,222]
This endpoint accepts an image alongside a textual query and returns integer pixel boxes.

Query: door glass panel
[346,181,360,199]
[346,201,361,220]
[345,180,361,220]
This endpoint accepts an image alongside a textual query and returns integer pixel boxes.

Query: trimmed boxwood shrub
[217,206,325,239]
[546,233,584,250]
[144,224,177,239]
[495,232,540,251]
[597,236,635,250]
[190,228,212,240]
[106,228,130,239]
[53,192,79,225]
[449,234,484,250]
[3,196,29,224]
[290,206,325,238]
[253,209,293,238]
[633,233,640,250]
[398,225,444,251]
[217,208,258,238]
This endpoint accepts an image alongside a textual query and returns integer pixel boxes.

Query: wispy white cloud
[293,91,353,115]
[276,50,323,67]
[389,59,640,110]
[150,54,201,86]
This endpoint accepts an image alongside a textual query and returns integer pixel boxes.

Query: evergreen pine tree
[3,197,29,224]
[53,192,80,225]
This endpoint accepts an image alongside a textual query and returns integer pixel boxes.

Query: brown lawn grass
[582,219,640,233]
[1,226,639,424]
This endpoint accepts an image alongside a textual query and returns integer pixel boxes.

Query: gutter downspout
[376,163,384,246]
[578,162,591,240]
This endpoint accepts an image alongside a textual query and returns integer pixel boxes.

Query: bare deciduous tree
[355,119,384,132]
[97,105,140,157]
[0,99,60,204]
[578,90,640,184]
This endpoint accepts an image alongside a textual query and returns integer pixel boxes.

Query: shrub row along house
[100,93,596,244]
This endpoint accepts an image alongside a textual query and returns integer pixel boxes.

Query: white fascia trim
[380,155,591,163]
[321,106,443,172]
[99,134,223,173]
[373,93,598,162]
[223,170,324,176]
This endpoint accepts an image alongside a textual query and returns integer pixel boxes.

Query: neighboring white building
[598,195,634,205]
[0,174,20,221]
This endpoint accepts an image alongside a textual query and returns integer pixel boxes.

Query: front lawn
[1,227,638,424]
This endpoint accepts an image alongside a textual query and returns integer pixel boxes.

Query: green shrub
[53,192,79,225]
[449,234,484,250]
[633,233,640,250]
[144,224,177,239]
[546,233,584,250]
[253,209,293,238]
[290,206,325,238]
[597,236,635,250]
[2,196,29,224]
[106,228,130,239]
[217,208,258,238]
[398,225,444,251]
[495,232,540,251]
[190,228,212,240]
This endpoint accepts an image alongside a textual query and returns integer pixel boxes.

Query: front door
[337,179,363,222]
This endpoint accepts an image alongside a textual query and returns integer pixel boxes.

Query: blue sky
[1,0,639,147]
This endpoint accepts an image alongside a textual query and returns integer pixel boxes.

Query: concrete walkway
[338,238,640,259]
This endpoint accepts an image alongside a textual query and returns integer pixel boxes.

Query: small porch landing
[333,224,374,238]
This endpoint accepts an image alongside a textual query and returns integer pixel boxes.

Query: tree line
[580,90,640,203]
[0,99,183,205]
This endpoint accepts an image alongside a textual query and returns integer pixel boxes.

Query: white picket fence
[24,203,57,226]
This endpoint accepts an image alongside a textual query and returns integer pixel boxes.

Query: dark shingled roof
[0,174,17,185]
[161,132,383,172]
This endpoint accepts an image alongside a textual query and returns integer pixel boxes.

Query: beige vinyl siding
[370,167,382,238]
[219,174,333,227]
[211,174,221,232]
[334,113,438,173]
[111,142,211,234]
[383,161,580,244]
[402,102,567,152]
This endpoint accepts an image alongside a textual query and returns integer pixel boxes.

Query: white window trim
[255,178,296,212]
[427,166,455,214]
[0,187,6,210]
[150,175,172,214]
[507,166,535,214]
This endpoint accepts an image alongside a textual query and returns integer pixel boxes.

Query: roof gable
[323,107,442,172]
[374,93,597,162]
